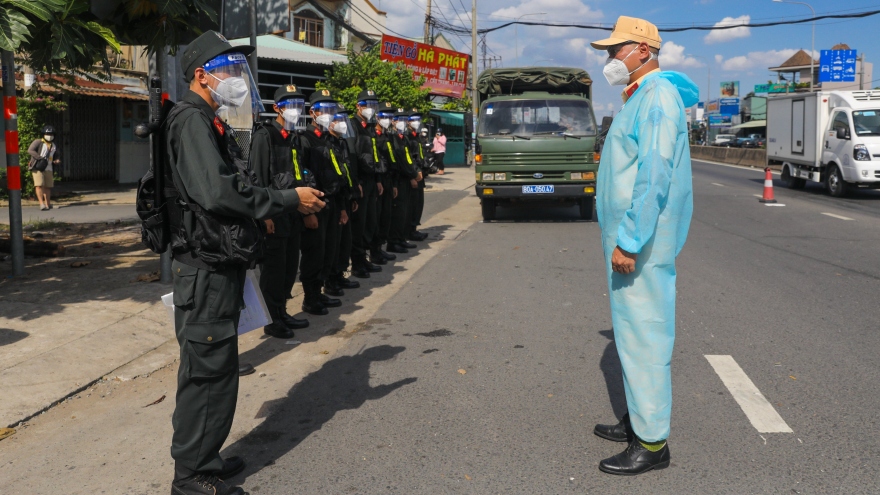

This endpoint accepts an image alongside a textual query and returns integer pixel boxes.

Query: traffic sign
[819,50,857,83]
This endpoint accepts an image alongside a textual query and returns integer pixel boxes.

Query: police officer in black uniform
[299,90,349,313]
[166,31,324,495]
[250,84,311,338]
[348,89,384,278]
[406,108,430,242]
[322,108,359,296]
[387,108,420,253]
[371,102,398,264]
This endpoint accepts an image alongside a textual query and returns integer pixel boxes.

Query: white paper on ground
[160,269,271,335]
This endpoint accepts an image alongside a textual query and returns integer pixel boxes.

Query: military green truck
[474,67,599,221]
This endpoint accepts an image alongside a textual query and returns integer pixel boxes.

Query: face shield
[330,113,350,137]
[377,111,394,130]
[203,52,264,129]
[358,100,379,121]
[277,98,305,131]
[408,115,422,131]
[311,101,339,130]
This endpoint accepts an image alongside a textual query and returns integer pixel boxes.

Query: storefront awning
[230,35,348,66]
[729,120,766,130]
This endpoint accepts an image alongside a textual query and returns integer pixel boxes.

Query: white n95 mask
[603,47,653,86]
[333,121,348,135]
[362,108,375,120]
[395,121,406,132]
[209,74,249,108]
[315,114,332,129]
[379,118,391,129]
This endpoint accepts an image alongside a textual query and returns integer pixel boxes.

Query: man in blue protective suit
[589,16,698,476]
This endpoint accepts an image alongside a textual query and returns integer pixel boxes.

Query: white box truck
[766,90,880,196]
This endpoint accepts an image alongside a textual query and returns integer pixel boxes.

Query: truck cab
[474,68,598,221]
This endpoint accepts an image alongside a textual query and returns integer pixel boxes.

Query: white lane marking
[711,182,726,187]
[821,212,854,221]
[691,159,781,175]
[753,194,763,198]
[705,355,793,433]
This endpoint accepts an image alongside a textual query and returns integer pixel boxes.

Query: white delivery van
[766,90,880,197]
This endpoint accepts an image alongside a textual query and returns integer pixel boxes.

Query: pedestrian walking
[250,84,311,339]
[432,129,446,175]
[27,125,61,210]
[164,31,324,495]
[589,16,697,475]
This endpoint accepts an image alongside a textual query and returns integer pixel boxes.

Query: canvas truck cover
[477,67,592,100]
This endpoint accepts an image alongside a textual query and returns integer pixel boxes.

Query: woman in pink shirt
[432,129,447,175]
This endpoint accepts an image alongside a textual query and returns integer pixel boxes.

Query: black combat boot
[172,464,245,495]
[324,278,344,297]
[281,310,309,329]
[336,274,360,289]
[319,293,342,307]
[369,250,387,265]
[302,283,329,316]
[263,321,294,339]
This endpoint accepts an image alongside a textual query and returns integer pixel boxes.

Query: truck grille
[483,152,593,167]
[510,171,566,180]
[875,171,880,179]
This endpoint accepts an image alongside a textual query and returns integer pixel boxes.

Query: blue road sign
[819,50,857,83]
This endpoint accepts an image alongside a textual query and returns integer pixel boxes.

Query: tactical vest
[260,122,316,189]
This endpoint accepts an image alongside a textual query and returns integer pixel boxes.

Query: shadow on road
[0,328,29,347]
[599,329,628,419]
[224,345,417,483]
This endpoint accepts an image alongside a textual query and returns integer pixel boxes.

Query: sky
[373,0,880,117]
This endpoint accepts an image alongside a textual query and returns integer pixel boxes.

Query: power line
[347,1,414,38]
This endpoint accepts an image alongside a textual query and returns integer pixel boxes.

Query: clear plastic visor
[276,98,305,130]
[310,101,339,116]
[203,52,264,127]
[358,101,379,112]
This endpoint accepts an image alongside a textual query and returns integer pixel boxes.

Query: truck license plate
[523,185,554,194]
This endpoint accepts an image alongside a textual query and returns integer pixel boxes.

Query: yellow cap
[590,16,662,50]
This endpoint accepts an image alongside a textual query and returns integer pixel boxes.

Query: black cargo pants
[388,176,411,244]
[350,180,377,267]
[372,173,393,251]
[171,259,245,474]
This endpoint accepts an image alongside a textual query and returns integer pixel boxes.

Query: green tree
[317,47,432,114]
[0,0,66,52]
[441,96,470,112]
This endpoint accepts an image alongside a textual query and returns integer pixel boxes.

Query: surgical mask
[43,135,54,142]
[333,121,348,135]
[379,118,391,129]
[315,114,332,129]
[282,109,301,126]
[603,47,652,86]
[361,108,375,120]
[395,121,406,132]
[208,74,249,108]
[410,121,421,130]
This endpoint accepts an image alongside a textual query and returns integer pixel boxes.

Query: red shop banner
[379,34,469,99]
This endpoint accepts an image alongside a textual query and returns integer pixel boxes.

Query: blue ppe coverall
[596,71,698,442]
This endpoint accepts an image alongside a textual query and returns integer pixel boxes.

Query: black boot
[369,250,387,265]
[337,275,360,289]
[351,266,371,279]
[594,413,633,442]
[598,438,671,476]
[324,279,344,297]
[363,260,382,273]
[400,240,417,249]
[319,293,342,307]
[380,249,396,261]
[238,363,255,376]
[263,322,294,339]
[281,311,309,329]
[302,283,329,316]
[386,243,408,254]
[407,230,428,241]
[213,456,245,479]
[172,472,244,495]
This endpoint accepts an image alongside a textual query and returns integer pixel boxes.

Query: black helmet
[42,125,55,135]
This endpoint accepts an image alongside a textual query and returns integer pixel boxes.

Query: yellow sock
[639,439,667,452]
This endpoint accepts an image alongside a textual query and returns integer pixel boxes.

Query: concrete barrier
[690,146,778,170]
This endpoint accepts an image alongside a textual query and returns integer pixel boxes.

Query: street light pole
[471,0,478,166]
[514,13,546,67]
[773,0,815,91]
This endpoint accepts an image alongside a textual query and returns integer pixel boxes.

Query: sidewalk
[0,168,475,428]
[0,181,138,208]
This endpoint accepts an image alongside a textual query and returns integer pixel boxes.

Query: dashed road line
[711,182,726,187]
[705,355,793,433]
[821,212,854,221]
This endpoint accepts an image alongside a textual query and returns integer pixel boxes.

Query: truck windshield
[852,110,880,136]
[479,100,596,137]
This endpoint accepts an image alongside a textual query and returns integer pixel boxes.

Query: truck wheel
[481,199,496,221]
[579,198,594,221]
[826,164,848,197]
[781,166,806,189]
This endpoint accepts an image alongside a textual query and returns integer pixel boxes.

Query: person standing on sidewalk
[386,109,419,254]
[406,109,428,243]
[27,126,61,210]
[432,129,446,175]
[165,31,324,495]
[589,16,697,475]
[348,89,383,279]
[371,102,398,264]
[250,85,311,339]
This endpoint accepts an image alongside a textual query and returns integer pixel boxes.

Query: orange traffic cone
[759,167,777,203]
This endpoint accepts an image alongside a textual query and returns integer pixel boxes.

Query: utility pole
[859,53,865,90]
[2,50,23,276]
[424,0,432,44]
[471,0,478,166]
[481,34,487,72]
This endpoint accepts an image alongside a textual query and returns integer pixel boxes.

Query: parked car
[712,134,736,147]
[740,137,759,148]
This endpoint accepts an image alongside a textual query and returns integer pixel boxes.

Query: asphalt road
[220,160,880,493]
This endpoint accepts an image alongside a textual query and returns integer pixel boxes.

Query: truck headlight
[482,173,494,181]
[854,144,871,161]
[571,172,596,180]
[571,172,582,180]
[494,173,506,180]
